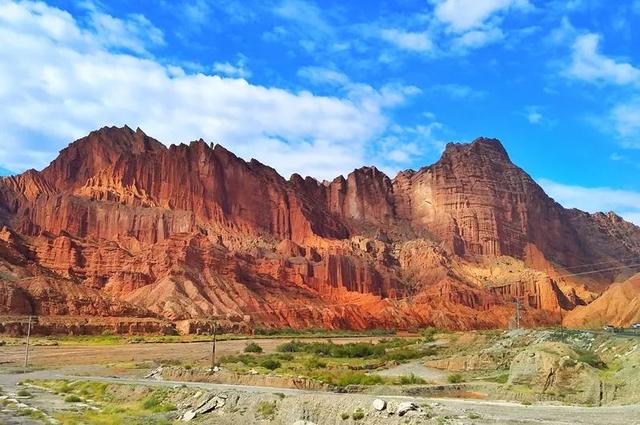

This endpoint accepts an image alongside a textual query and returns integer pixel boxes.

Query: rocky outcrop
[563,274,640,328]
[0,126,638,333]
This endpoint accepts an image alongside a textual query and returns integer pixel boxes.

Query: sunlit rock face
[0,126,638,333]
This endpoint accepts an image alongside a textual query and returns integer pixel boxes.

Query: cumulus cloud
[212,56,252,79]
[609,98,640,148]
[431,84,486,100]
[0,0,418,180]
[538,178,640,225]
[379,28,433,52]
[432,0,531,33]
[567,33,640,85]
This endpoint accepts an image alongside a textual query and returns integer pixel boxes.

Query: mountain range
[1,126,639,334]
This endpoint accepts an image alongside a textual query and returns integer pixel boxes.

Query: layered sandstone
[0,126,638,333]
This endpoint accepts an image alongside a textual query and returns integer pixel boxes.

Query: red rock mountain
[1,126,638,334]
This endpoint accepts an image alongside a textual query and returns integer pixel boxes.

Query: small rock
[372,399,387,411]
[182,410,196,421]
[398,402,419,417]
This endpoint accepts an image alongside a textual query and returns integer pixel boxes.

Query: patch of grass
[485,373,509,384]
[244,342,263,353]
[257,401,277,418]
[521,400,532,405]
[576,349,606,369]
[305,358,327,369]
[335,371,384,387]
[384,347,427,362]
[447,373,464,384]
[398,373,427,385]
[254,327,394,337]
[352,408,365,420]
[64,394,82,403]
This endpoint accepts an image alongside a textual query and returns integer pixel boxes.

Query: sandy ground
[374,360,449,383]
[2,369,640,424]
[0,336,383,368]
[2,336,640,424]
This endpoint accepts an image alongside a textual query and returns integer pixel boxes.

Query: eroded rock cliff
[0,126,638,334]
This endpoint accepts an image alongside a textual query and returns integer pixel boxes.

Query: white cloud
[451,26,504,49]
[567,33,640,85]
[538,178,640,225]
[527,111,542,124]
[379,28,433,52]
[431,84,486,100]
[610,98,640,148]
[79,1,165,54]
[433,0,531,33]
[0,0,418,180]
[297,66,350,86]
[525,106,543,124]
[212,56,251,79]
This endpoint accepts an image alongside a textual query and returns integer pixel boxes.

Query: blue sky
[1,0,639,222]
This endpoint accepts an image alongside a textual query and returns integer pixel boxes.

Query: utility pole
[23,315,32,374]
[513,298,522,329]
[210,320,217,372]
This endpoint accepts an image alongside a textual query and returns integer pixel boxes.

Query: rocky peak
[441,137,511,165]
[41,125,165,190]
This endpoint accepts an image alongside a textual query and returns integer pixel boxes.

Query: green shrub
[576,350,606,369]
[335,372,384,387]
[384,347,424,362]
[142,396,160,410]
[244,342,264,353]
[305,358,327,369]
[16,389,31,397]
[276,340,306,353]
[398,373,426,385]
[257,401,277,418]
[260,359,281,370]
[486,373,509,384]
[352,408,365,420]
[220,354,258,366]
[64,395,82,403]
[276,340,385,358]
[447,373,464,383]
[421,327,439,342]
[275,353,294,361]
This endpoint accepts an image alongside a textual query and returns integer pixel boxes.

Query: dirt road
[2,369,640,424]
[0,336,382,368]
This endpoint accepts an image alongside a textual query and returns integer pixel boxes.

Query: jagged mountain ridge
[0,126,638,334]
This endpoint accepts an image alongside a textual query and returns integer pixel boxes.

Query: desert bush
[384,347,424,362]
[576,350,606,369]
[244,342,263,353]
[64,394,81,403]
[398,373,426,385]
[260,359,281,370]
[341,412,350,420]
[335,372,384,387]
[421,327,439,342]
[257,401,277,418]
[447,373,464,383]
[352,408,365,420]
[305,358,327,369]
[16,389,31,397]
[276,340,385,358]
